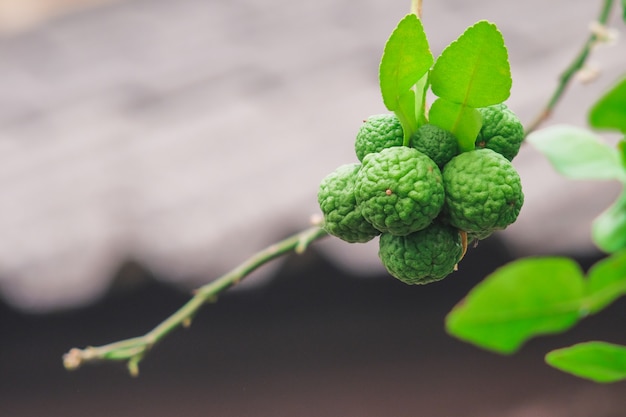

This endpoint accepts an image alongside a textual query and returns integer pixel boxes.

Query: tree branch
[63,224,328,376]
[525,0,615,135]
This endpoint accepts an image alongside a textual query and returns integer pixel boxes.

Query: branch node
[575,64,601,84]
[588,21,619,44]
[63,348,84,371]
[128,355,142,377]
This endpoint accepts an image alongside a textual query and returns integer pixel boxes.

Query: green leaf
[526,125,626,182]
[589,76,626,133]
[430,20,511,108]
[585,249,626,314]
[622,0,626,24]
[428,98,482,152]
[379,14,433,113]
[395,89,418,146]
[593,189,626,253]
[546,341,626,383]
[446,257,585,354]
[414,72,430,128]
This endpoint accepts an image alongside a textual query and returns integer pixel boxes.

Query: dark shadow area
[1,236,624,417]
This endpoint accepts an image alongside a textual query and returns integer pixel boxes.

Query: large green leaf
[526,126,626,182]
[589,76,626,133]
[428,98,482,152]
[593,189,626,253]
[379,13,433,142]
[585,249,626,314]
[430,20,511,108]
[546,341,626,383]
[446,258,585,354]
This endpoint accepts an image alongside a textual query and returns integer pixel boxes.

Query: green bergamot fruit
[378,222,463,285]
[354,114,404,162]
[475,103,524,161]
[318,163,381,243]
[442,148,523,236]
[356,147,444,236]
[410,124,459,168]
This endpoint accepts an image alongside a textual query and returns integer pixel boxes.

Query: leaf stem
[410,0,423,18]
[525,0,615,135]
[63,224,328,376]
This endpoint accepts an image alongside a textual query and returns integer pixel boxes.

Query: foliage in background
[446,76,626,383]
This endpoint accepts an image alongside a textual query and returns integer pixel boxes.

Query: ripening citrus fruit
[378,222,463,284]
[354,114,404,162]
[318,163,380,243]
[411,123,459,168]
[356,147,444,236]
[442,148,523,236]
[475,103,524,161]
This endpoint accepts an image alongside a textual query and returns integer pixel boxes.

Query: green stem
[63,225,328,376]
[525,0,615,135]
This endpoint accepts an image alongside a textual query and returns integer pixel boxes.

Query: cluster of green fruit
[318,104,524,284]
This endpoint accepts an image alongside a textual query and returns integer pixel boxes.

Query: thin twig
[63,225,328,376]
[525,0,615,135]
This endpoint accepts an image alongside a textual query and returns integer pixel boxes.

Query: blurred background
[0,0,625,415]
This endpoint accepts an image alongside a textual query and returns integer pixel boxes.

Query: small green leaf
[593,189,626,253]
[414,72,430,128]
[585,249,626,313]
[430,21,511,107]
[526,125,626,182]
[428,98,482,152]
[379,14,433,112]
[446,257,585,354]
[589,76,626,133]
[622,0,626,24]
[395,89,418,146]
[546,341,626,383]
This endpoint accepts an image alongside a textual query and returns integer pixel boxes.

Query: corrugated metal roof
[0,0,623,311]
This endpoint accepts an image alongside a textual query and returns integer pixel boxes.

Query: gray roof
[0,0,623,311]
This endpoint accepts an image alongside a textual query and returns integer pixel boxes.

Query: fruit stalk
[63,224,328,376]
[410,0,423,18]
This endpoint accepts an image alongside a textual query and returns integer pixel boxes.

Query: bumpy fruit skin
[356,147,444,236]
[318,163,381,243]
[442,148,523,236]
[476,103,524,161]
[410,124,459,168]
[378,222,463,285]
[354,114,404,162]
